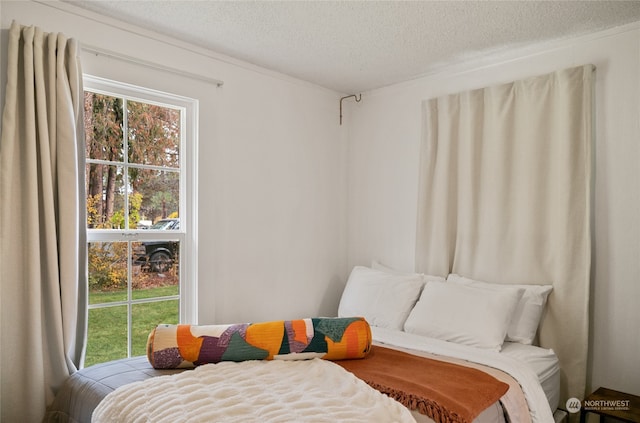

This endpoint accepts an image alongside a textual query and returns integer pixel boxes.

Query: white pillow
[447,274,553,345]
[338,266,424,330]
[404,281,523,351]
[371,260,446,284]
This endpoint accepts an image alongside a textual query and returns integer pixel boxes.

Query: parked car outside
[148,218,179,230]
[134,218,179,273]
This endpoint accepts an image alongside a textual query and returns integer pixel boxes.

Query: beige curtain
[416,65,593,406]
[0,21,87,422]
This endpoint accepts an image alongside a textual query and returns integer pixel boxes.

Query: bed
[45,264,566,423]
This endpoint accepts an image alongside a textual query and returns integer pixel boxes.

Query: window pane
[88,242,128,304]
[86,305,128,367]
[131,300,179,357]
[84,92,124,162]
[84,79,190,368]
[86,164,125,229]
[129,168,179,227]
[127,100,180,168]
[132,241,179,301]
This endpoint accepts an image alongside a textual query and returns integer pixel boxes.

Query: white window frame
[83,75,198,344]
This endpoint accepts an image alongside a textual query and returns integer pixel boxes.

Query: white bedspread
[371,327,555,423]
[92,357,416,423]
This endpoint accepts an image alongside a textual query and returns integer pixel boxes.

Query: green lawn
[86,286,179,367]
[89,285,178,304]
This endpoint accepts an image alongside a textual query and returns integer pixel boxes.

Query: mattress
[500,341,561,411]
[45,331,559,423]
[46,355,508,423]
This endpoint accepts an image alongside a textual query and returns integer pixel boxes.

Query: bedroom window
[84,76,197,367]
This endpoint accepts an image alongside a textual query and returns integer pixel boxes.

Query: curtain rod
[81,45,224,87]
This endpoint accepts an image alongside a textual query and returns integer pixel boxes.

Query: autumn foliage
[85,91,181,290]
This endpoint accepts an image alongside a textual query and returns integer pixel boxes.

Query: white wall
[347,25,640,396]
[0,0,348,324]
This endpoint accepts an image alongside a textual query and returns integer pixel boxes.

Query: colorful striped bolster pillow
[147,317,372,369]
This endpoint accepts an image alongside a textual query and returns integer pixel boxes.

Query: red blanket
[336,345,509,423]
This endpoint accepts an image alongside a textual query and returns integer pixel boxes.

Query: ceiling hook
[340,94,362,125]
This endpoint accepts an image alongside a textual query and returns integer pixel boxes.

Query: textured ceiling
[64,1,640,93]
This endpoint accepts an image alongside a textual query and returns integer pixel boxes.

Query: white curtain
[0,21,87,422]
[416,65,593,405]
